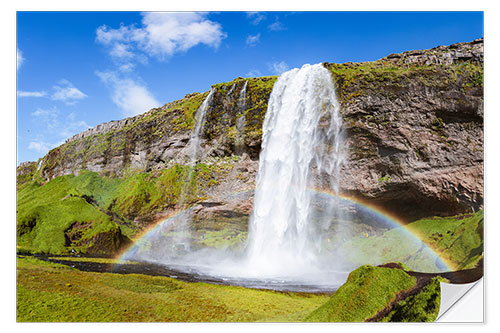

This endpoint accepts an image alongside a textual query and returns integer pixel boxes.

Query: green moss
[16,174,121,254]
[431,117,445,134]
[196,229,248,250]
[380,277,444,322]
[407,211,484,270]
[100,274,180,294]
[16,162,39,189]
[17,256,330,322]
[325,59,483,104]
[305,265,416,322]
[342,210,484,272]
[378,175,392,183]
[168,92,208,130]
[17,158,230,255]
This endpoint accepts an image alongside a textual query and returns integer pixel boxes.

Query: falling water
[235,81,248,154]
[227,83,236,97]
[32,158,44,181]
[189,88,215,161]
[244,63,346,280]
[170,88,215,254]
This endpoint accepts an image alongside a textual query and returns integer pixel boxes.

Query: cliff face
[327,38,483,219]
[36,76,275,179]
[24,38,483,221]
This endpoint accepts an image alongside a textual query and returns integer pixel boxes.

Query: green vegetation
[325,59,483,103]
[196,229,248,250]
[16,161,39,189]
[169,92,210,130]
[305,265,416,322]
[16,173,121,254]
[377,175,392,183]
[341,210,484,272]
[16,256,330,322]
[380,277,443,322]
[48,257,138,264]
[17,162,227,255]
[407,211,484,270]
[206,75,276,146]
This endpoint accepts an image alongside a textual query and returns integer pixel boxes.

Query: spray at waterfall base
[119,64,453,291]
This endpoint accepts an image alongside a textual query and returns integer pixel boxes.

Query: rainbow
[115,187,456,272]
[306,187,456,271]
[114,207,196,262]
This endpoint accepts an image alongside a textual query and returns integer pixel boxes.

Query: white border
[4,0,497,331]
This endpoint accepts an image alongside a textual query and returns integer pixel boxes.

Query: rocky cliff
[19,38,483,222]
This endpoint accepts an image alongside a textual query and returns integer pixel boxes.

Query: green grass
[16,174,120,254]
[305,265,416,322]
[169,91,209,130]
[17,162,228,255]
[341,210,483,272]
[16,256,330,322]
[380,277,443,322]
[325,60,483,103]
[407,211,484,270]
[195,229,248,250]
[47,257,138,265]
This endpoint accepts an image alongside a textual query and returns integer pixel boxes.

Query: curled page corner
[437,278,484,322]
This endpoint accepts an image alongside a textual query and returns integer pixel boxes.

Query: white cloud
[246,33,261,47]
[30,106,91,144]
[17,49,24,70]
[18,91,47,98]
[246,69,263,77]
[268,17,286,31]
[246,12,266,25]
[60,118,90,138]
[28,140,53,153]
[31,107,59,130]
[269,61,289,75]
[118,63,135,73]
[31,107,57,117]
[96,71,160,117]
[51,80,87,105]
[96,12,226,62]
[109,42,135,59]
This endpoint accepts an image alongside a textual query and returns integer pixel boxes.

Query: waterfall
[235,81,248,154]
[189,88,215,162]
[244,63,345,277]
[227,83,236,97]
[170,88,215,254]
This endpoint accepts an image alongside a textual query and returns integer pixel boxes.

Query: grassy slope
[407,211,484,270]
[16,174,120,254]
[379,277,443,322]
[16,256,330,322]
[341,210,484,272]
[305,265,416,322]
[16,159,232,254]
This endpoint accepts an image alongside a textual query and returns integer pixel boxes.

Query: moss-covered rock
[305,264,447,322]
[378,276,443,322]
[16,158,236,255]
[305,265,416,322]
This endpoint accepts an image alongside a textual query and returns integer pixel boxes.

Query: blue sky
[16,11,484,164]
